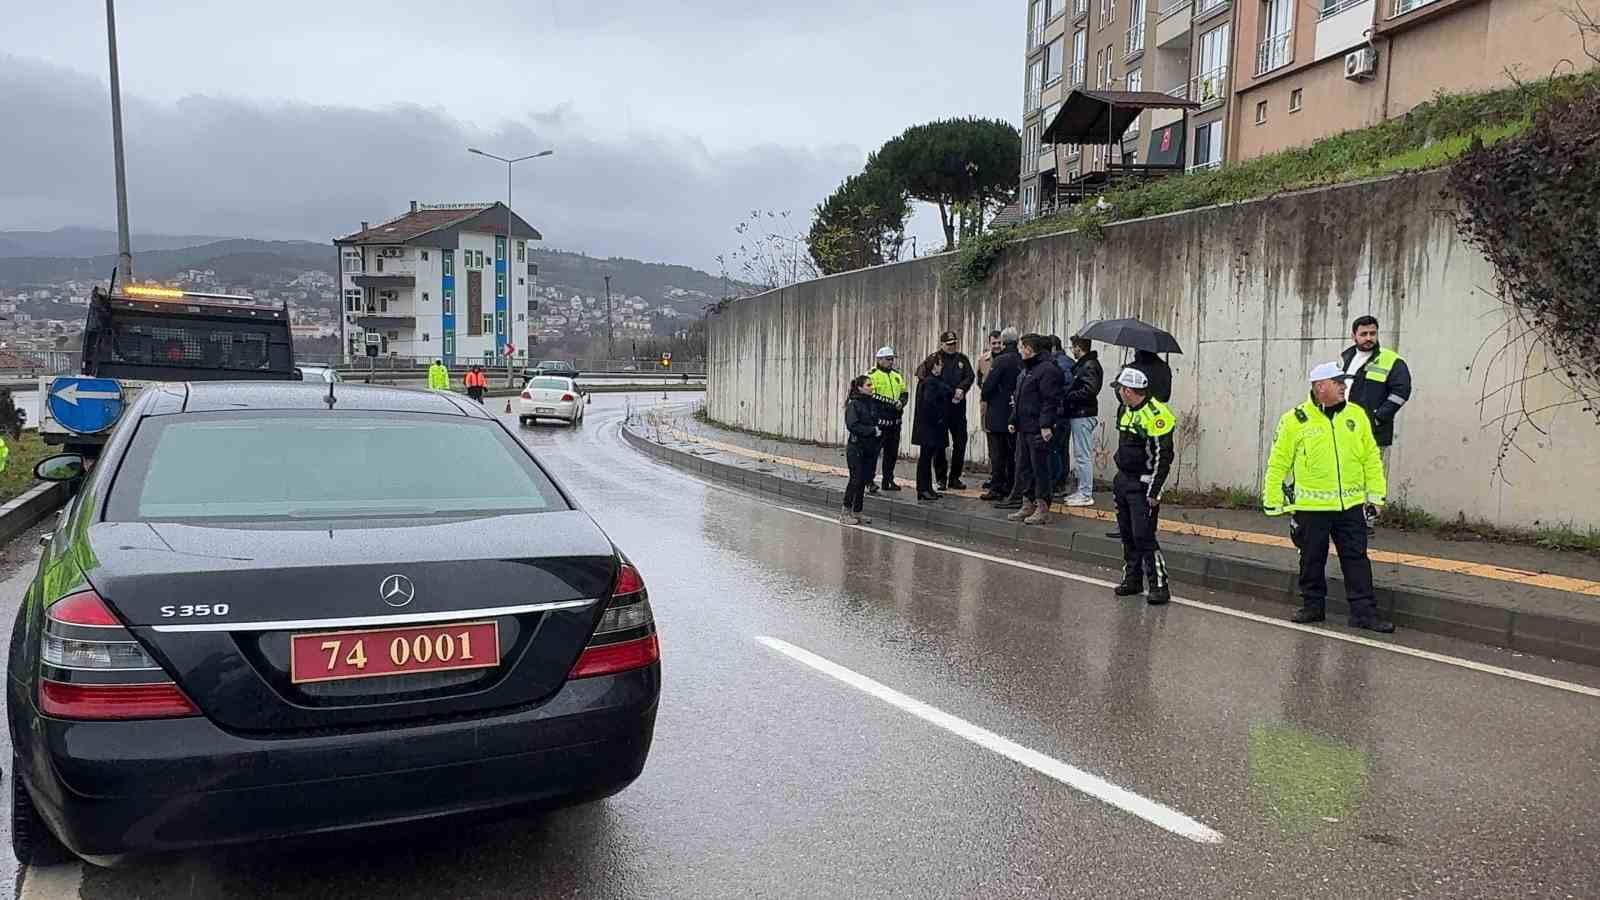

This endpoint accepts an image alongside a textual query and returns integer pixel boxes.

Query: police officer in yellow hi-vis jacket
[1264,361,1394,634]
[867,346,909,492]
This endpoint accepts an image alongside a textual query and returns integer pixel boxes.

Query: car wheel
[519,417,530,427]
[12,758,75,866]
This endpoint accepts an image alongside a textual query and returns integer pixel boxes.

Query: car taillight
[561,393,576,402]
[40,590,199,720]
[570,563,658,679]
[521,391,532,399]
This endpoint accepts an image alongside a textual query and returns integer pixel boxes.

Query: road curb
[622,425,1600,668]
[0,481,71,549]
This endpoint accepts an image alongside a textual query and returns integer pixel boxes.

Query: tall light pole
[603,274,614,362]
[105,0,134,284]
[468,147,552,385]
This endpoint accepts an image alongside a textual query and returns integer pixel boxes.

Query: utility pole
[105,0,134,284]
[467,146,553,384]
[604,275,614,362]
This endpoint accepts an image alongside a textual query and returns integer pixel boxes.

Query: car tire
[519,416,530,427]
[12,759,75,866]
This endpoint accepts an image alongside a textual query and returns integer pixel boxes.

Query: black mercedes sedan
[7,382,660,866]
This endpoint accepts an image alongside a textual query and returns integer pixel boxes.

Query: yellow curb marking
[661,428,1600,597]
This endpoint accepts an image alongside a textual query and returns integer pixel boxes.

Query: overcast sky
[0,1,1020,272]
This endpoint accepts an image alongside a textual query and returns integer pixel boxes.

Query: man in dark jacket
[979,328,1023,501]
[911,369,954,501]
[1130,350,1172,404]
[1339,315,1412,465]
[996,334,1066,525]
[915,331,976,491]
[1062,335,1104,506]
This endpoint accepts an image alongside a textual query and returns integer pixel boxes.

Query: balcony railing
[1125,25,1146,57]
[1391,0,1438,15]
[1027,88,1042,110]
[1160,0,1192,14]
[1195,0,1228,14]
[1189,159,1223,172]
[1075,0,1090,15]
[1031,25,1045,47]
[1191,65,1229,108]
[1069,62,1086,86]
[1165,82,1190,99]
[1256,32,1293,75]
[1318,0,1365,18]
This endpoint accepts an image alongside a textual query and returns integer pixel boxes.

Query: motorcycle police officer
[1263,362,1395,633]
[867,346,909,492]
[1111,367,1176,605]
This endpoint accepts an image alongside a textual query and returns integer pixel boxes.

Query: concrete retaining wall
[707,171,1600,531]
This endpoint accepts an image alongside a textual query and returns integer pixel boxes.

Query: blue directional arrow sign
[47,377,125,435]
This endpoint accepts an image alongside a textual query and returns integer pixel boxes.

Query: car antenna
[324,378,337,409]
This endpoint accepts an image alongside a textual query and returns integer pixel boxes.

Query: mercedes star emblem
[379,574,416,608]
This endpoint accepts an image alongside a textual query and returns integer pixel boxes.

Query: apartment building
[1019,0,1593,210]
[1230,0,1591,161]
[1019,0,1213,216]
[333,202,541,365]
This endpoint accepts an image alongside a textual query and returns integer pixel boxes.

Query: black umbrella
[1077,318,1183,354]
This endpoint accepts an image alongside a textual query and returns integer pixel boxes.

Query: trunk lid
[84,511,618,732]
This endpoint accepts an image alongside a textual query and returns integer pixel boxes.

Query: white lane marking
[756,635,1225,845]
[17,863,84,900]
[779,506,1600,700]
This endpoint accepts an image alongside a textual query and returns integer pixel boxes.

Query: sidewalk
[624,408,1600,667]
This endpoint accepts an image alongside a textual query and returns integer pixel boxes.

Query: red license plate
[290,620,500,684]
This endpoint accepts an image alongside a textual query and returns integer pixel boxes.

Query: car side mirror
[34,454,86,482]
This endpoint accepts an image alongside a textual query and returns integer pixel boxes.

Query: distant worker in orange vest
[464,365,488,404]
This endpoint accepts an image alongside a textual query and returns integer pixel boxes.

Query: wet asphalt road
[5,392,1600,899]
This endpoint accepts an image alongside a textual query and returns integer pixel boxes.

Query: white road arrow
[54,383,120,406]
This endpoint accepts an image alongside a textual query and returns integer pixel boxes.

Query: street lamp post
[105,0,134,284]
[468,147,552,386]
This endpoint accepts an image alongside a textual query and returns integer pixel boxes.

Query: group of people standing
[839,315,1413,634]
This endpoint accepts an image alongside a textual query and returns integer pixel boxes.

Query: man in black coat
[1130,350,1172,404]
[910,371,954,501]
[979,328,1023,501]
[915,331,977,491]
[996,334,1066,525]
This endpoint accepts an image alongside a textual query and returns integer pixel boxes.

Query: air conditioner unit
[1344,47,1378,80]
[378,247,404,258]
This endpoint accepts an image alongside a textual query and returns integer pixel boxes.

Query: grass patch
[1163,484,1262,510]
[956,68,1600,282]
[0,431,51,505]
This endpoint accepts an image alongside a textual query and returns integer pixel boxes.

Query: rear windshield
[105,412,568,522]
[527,377,570,391]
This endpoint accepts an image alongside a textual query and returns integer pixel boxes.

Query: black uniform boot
[1113,571,1143,597]
[1146,586,1170,605]
[1290,606,1326,624]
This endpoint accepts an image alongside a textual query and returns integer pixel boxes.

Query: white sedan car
[518,375,586,427]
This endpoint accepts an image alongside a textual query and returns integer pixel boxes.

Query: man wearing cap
[915,331,976,491]
[1111,366,1176,604]
[1264,362,1394,633]
[867,346,910,491]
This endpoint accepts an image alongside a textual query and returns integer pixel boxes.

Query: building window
[1047,0,1063,18]
[1256,100,1268,124]
[496,273,505,295]
[1045,37,1065,85]
[342,250,363,273]
[1104,45,1115,87]
[1289,88,1303,112]
[1258,0,1294,75]
[1030,0,1045,46]
[517,277,525,286]
[1072,30,1087,84]
[1041,102,1060,154]
[421,250,429,262]
[1028,60,1044,110]
[443,334,454,355]
[423,334,430,342]
[496,236,506,262]
[516,241,525,262]
[375,256,384,273]
[1126,68,1142,92]
[1125,0,1146,56]
[344,289,362,312]
[482,313,494,334]
[1196,24,1231,106]
[1024,124,1041,174]
[443,249,453,275]
[1024,185,1037,216]
[1193,121,1225,169]
[1094,48,1104,88]
[443,292,454,314]
[517,313,525,322]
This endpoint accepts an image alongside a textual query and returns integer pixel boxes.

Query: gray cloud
[0,54,867,271]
